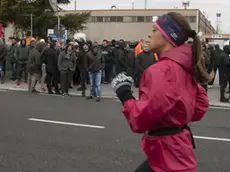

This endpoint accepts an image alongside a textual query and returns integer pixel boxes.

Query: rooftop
[64,8,200,13]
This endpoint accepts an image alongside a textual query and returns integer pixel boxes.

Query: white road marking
[194,135,230,142]
[0,89,7,92]
[28,118,105,129]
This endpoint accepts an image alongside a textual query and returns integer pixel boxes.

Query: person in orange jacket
[134,39,144,57]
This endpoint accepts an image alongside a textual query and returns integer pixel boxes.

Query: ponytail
[192,37,212,85]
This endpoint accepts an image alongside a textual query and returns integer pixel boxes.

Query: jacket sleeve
[72,53,77,71]
[0,47,6,60]
[192,84,209,122]
[135,54,144,73]
[122,67,177,133]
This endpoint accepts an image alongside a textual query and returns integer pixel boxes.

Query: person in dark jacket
[0,39,6,84]
[27,38,41,93]
[115,41,128,74]
[125,43,135,77]
[101,40,113,84]
[9,37,18,81]
[15,39,29,85]
[135,42,159,87]
[219,45,230,102]
[86,44,105,102]
[58,44,76,98]
[110,39,118,77]
[73,42,81,86]
[42,43,60,94]
[77,42,89,96]
[209,44,223,86]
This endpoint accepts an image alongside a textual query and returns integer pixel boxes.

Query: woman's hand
[111,72,135,104]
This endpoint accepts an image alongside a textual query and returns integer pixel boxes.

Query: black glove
[111,72,135,104]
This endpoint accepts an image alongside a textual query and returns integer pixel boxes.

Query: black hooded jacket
[16,39,29,63]
[115,42,128,73]
[219,45,230,79]
[86,44,105,73]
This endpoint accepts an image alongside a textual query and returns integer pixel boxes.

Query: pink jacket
[123,45,209,172]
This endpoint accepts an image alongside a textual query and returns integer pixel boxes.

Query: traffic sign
[54,24,66,37]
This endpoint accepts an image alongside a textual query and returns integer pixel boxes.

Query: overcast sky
[60,0,230,33]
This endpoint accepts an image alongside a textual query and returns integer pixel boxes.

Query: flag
[0,24,2,38]
[49,0,58,12]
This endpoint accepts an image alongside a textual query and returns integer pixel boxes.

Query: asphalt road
[0,90,230,172]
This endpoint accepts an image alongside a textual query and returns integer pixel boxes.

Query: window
[104,16,110,22]
[131,16,137,22]
[89,16,96,22]
[96,16,103,22]
[137,16,144,22]
[109,16,123,22]
[145,16,152,22]
[123,16,132,22]
[110,16,117,22]
[117,16,123,22]
[188,16,196,23]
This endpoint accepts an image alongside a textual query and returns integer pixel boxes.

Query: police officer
[219,45,230,103]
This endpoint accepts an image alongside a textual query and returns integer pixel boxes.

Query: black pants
[73,67,81,85]
[17,63,27,82]
[134,160,155,172]
[46,72,59,93]
[105,62,113,83]
[60,70,73,94]
[81,70,87,92]
[220,74,229,99]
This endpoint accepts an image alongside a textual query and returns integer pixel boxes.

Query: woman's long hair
[168,12,213,85]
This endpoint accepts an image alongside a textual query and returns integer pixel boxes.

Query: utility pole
[74,0,77,10]
[57,11,60,40]
[132,2,134,9]
[144,0,147,9]
[182,1,190,9]
[30,14,33,38]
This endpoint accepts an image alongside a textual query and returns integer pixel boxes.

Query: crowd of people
[200,41,230,103]
[0,33,229,103]
[0,36,159,101]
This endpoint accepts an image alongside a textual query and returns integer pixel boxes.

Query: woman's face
[142,43,149,52]
[68,45,73,51]
[21,40,26,45]
[148,24,171,52]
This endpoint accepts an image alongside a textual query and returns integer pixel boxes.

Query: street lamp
[216,12,221,34]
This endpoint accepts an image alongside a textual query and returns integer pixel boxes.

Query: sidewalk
[0,81,229,108]
[0,81,139,98]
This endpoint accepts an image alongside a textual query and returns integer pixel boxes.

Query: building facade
[62,9,215,43]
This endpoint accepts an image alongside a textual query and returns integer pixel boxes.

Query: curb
[1,87,230,108]
[0,87,119,99]
[209,103,230,108]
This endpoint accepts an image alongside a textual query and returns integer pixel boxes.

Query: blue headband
[154,14,189,47]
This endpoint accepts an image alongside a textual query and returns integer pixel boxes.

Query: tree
[61,13,90,34]
[0,0,90,38]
